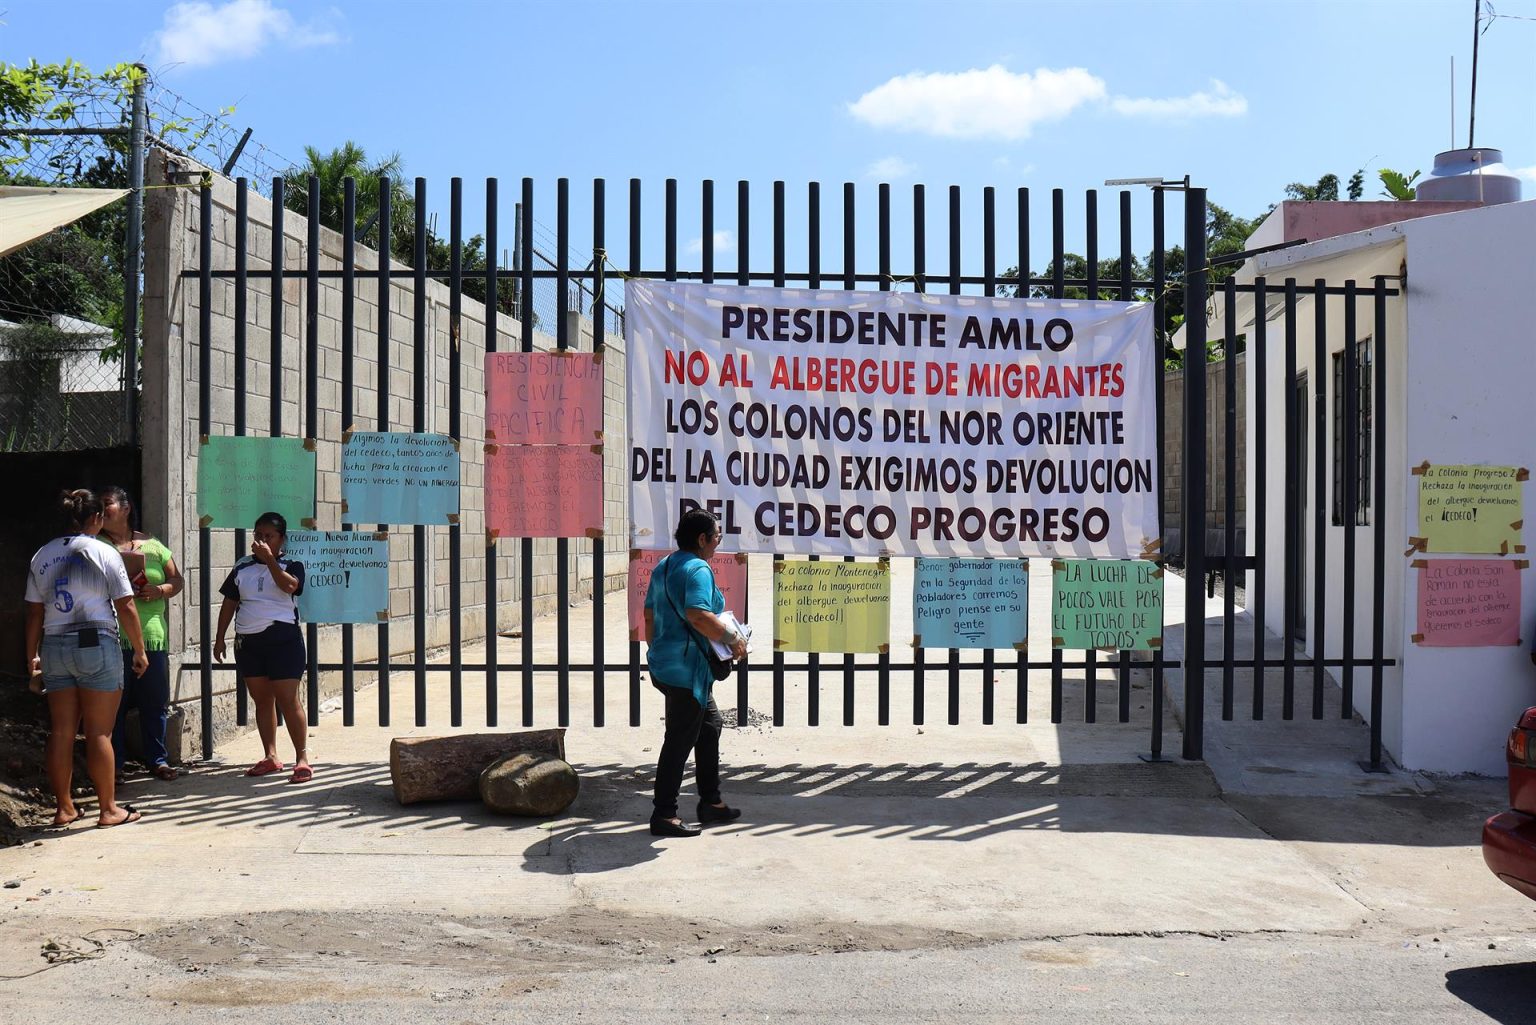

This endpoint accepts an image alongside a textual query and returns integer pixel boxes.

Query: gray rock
[478,753,579,817]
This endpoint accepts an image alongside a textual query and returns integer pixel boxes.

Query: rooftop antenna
[1469,0,1481,148]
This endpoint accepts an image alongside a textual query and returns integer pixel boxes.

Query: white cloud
[1110,79,1247,120]
[154,0,343,68]
[1513,165,1536,184]
[686,230,735,255]
[866,156,916,180]
[849,66,1248,140]
[849,65,1106,141]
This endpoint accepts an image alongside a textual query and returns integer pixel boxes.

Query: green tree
[282,141,520,317]
[1379,168,1421,200]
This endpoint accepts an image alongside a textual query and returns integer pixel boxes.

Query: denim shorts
[40,631,124,692]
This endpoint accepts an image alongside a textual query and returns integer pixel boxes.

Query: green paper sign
[1051,559,1163,651]
[1417,464,1524,555]
[197,436,317,529]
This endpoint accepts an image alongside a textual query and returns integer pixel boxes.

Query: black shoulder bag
[662,555,734,682]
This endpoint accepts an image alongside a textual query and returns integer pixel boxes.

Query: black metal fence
[187,175,1398,768]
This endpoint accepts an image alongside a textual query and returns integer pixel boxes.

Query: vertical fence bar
[877,182,891,725]
[374,177,391,727]
[233,179,249,726]
[1017,186,1030,724]
[340,177,355,726]
[981,184,996,727]
[270,178,285,733]
[305,176,321,728]
[411,178,428,727]
[1341,280,1359,719]
[448,178,463,727]
[520,177,535,727]
[1083,189,1098,724]
[628,178,643,727]
[1282,279,1299,719]
[1367,278,1388,768]
[842,180,857,726]
[771,180,786,728]
[912,182,926,726]
[1251,278,1268,719]
[1182,188,1209,761]
[806,180,820,728]
[483,178,499,727]
[591,178,607,729]
[1118,189,1134,723]
[270,179,284,437]
[1222,277,1237,721]
[556,177,571,729]
[197,182,214,759]
[1049,188,1065,721]
[947,184,962,726]
[1146,187,1166,757]
[1311,278,1328,719]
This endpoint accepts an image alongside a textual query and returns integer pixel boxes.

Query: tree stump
[389,729,566,805]
[479,753,580,816]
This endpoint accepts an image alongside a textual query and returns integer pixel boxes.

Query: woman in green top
[101,486,183,780]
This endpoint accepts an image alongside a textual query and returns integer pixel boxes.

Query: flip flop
[97,805,141,829]
[47,811,82,829]
[152,764,178,781]
[244,757,283,777]
[288,765,314,784]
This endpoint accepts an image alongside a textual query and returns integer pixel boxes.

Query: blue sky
[6,0,1534,277]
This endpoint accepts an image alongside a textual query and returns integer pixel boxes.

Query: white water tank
[1414,148,1522,204]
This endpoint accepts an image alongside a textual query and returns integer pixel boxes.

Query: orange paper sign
[485,352,604,445]
[627,550,748,642]
[485,445,603,538]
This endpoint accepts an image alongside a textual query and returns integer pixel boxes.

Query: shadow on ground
[1445,962,1536,1024]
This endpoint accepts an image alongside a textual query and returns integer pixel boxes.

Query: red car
[1483,707,1536,900]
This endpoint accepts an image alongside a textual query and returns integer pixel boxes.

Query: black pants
[652,683,723,820]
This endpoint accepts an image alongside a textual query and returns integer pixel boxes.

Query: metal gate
[185,174,1397,766]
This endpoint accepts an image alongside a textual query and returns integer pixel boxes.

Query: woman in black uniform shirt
[213,512,313,783]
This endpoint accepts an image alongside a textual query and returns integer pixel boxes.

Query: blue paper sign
[912,558,1029,650]
[342,432,460,525]
[284,531,390,625]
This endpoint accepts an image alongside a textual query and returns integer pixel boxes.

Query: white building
[1221,196,1536,774]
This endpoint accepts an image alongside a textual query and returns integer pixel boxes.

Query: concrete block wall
[140,152,628,732]
[1161,352,1246,561]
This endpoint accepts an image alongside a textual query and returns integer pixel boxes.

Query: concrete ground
[2,558,1534,1021]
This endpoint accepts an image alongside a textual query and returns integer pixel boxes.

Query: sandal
[288,765,314,784]
[244,757,283,777]
[97,805,141,828]
[152,764,178,781]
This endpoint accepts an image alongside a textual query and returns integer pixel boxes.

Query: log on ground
[389,729,567,805]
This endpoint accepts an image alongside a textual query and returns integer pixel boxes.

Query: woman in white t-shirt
[213,511,311,784]
[23,489,149,828]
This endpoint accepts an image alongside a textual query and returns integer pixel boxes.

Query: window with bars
[1331,338,1372,526]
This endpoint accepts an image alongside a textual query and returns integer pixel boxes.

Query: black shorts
[234,622,307,681]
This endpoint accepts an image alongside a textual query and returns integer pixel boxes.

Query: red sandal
[244,757,283,777]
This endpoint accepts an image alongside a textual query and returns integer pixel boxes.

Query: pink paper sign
[627,550,749,641]
[485,352,604,445]
[1416,559,1522,646]
[485,445,603,538]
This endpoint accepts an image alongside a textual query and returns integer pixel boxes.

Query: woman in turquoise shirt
[643,508,748,838]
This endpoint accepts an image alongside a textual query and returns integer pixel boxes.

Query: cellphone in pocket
[77,629,100,649]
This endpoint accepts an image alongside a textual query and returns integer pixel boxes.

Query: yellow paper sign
[1418,464,1524,555]
[773,560,890,653]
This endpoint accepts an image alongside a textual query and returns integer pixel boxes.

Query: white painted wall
[1245,200,1536,774]
[1396,200,1536,773]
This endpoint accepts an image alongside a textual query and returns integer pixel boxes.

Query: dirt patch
[134,906,990,990]
[0,680,58,844]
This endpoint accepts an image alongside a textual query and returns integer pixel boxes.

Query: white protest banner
[626,281,1158,559]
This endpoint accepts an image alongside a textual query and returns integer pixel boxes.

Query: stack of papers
[708,611,752,659]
